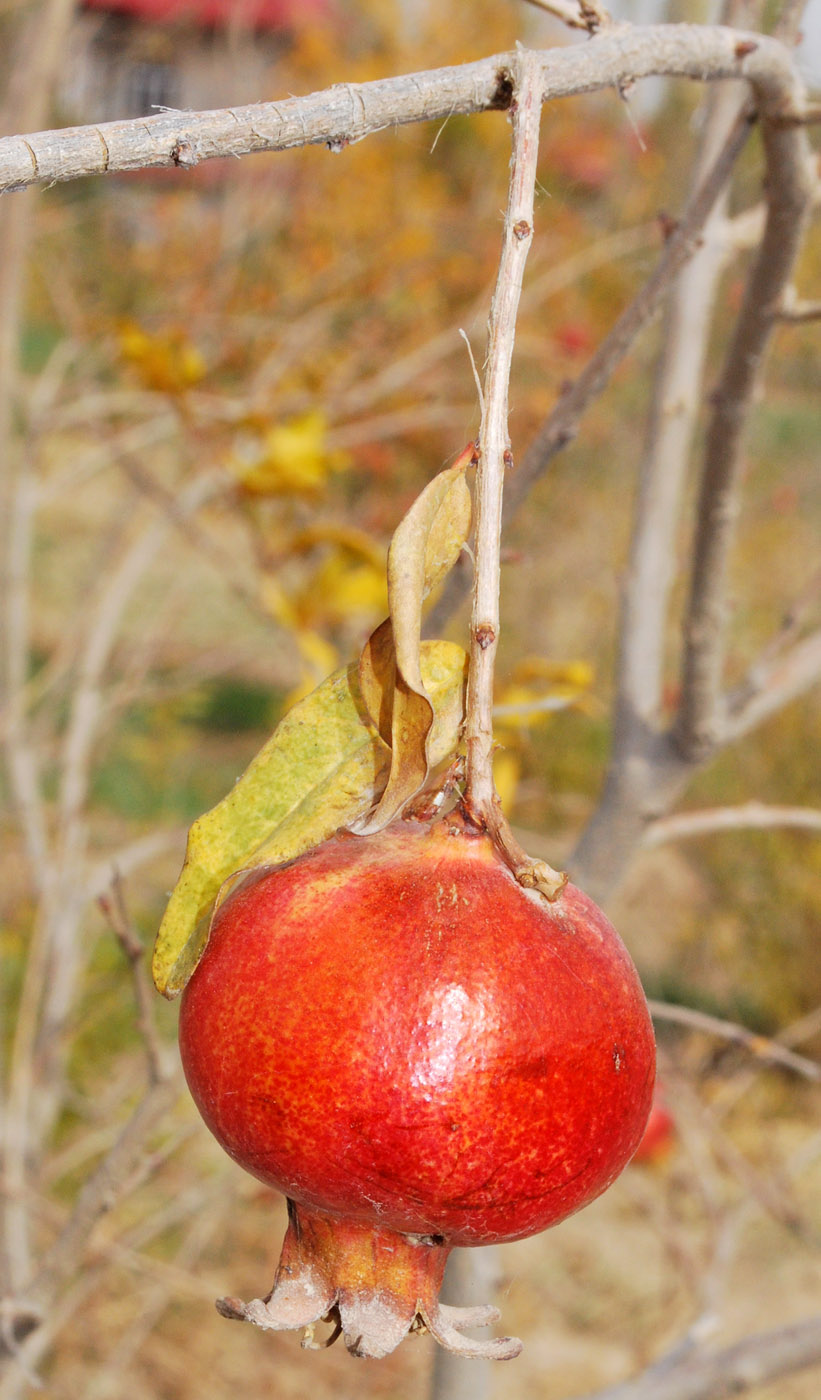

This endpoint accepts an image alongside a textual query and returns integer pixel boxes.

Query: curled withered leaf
[356,448,473,835]
[358,617,395,749]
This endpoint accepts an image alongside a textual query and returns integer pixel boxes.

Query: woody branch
[0,25,812,194]
[462,50,543,820]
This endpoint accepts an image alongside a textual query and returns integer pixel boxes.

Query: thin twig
[570,1313,821,1400]
[1,470,49,892]
[25,1075,179,1311]
[648,1000,821,1081]
[504,106,754,525]
[426,121,753,643]
[97,874,170,1087]
[463,50,544,822]
[521,0,612,33]
[1,471,221,1304]
[433,52,549,1400]
[776,296,821,321]
[85,829,187,901]
[644,801,821,847]
[726,627,821,740]
[83,1202,224,1400]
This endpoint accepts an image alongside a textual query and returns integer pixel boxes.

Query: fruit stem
[462,54,541,816]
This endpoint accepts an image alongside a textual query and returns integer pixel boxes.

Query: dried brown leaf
[356,450,473,833]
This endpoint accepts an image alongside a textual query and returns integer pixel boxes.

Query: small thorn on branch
[98,873,170,1086]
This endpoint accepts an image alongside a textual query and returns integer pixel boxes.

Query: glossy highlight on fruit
[179,811,655,1359]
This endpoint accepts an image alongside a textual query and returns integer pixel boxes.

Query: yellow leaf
[295,629,339,678]
[494,655,595,733]
[259,575,299,630]
[152,640,467,999]
[234,411,349,497]
[281,630,341,709]
[302,553,388,626]
[118,319,206,393]
[289,523,386,570]
[508,657,594,690]
[493,749,521,815]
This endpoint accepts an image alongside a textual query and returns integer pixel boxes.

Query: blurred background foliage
[1,0,820,1396]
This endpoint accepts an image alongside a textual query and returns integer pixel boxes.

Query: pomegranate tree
[165,61,657,1366]
[179,809,655,1359]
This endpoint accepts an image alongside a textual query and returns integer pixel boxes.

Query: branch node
[656,210,679,242]
[491,68,515,111]
[170,139,198,168]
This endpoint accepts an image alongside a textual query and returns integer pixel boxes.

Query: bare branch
[570,1314,821,1400]
[604,38,753,743]
[521,0,612,33]
[571,14,814,899]
[425,115,753,644]
[504,106,754,524]
[772,0,814,46]
[727,627,821,740]
[648,999,821,1081]
[97,875,170,1088]
[1,471,49,894]
[673,108,815,760]
[430,1247,505,1400]
[85,829,186,901]
[463,50,543,822]
[645,801,821,846]
[25,1075,179,1313]
[777,294,821,321]
[0,27,810,194]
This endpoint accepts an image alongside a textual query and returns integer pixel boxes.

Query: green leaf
[152,642,466,998]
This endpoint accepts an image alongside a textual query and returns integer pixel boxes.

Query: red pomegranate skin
[179,815,655,1248]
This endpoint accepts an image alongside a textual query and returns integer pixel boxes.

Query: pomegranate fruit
[632,1083,676,1165]
[179,810,655,1359]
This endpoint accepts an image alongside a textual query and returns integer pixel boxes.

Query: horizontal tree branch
[777,296,821,322]
[571,1313,821,1400]
[647,998,821,1081]
[644,801,821,846]
[727,627,821,740]
[0,25,810,194]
